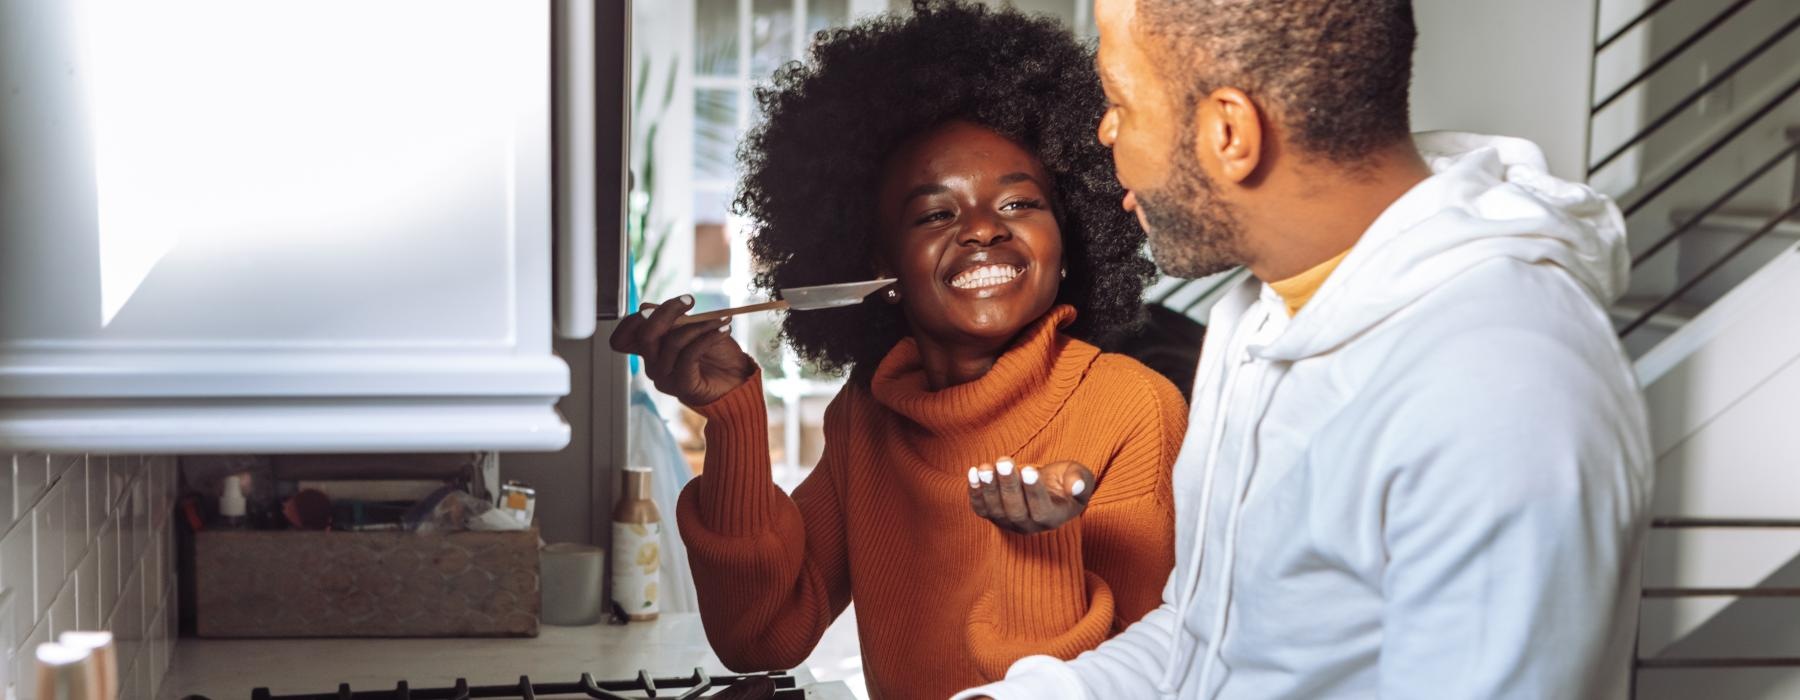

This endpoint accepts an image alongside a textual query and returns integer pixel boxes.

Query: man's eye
[915,211,952,225]
[1002,199,1044,211]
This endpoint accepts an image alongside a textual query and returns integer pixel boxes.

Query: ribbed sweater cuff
[966,526,1114,679]
[689,372,776,536]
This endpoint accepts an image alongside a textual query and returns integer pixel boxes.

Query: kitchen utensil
[671,279,895,326]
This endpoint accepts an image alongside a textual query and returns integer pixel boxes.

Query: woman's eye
[1002,199,1044,211]
[915,211,952,225]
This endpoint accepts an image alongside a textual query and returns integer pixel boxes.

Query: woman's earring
[884,286,903,303]
[1060,268,1068,280]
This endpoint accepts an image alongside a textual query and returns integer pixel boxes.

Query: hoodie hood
[1257,131,1629,362]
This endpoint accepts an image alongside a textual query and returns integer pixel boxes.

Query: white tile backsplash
[12,455,46,531]
[86,459,105,550]
[0,459,13,529]
[33,491,63,618]
[76,550,98,632]
[99,521,117,624]
[60,459,87,573]
[1,453,175,700]
[49,577,74,641]
[20,618,48,694]
[0,590,12,694]
[1,512,33,648]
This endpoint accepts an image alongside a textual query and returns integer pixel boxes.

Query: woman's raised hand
[967,457,1095,534]
[609,295,757,406]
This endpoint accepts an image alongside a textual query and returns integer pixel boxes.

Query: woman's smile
[944,247,1034,298]
[948,263,1024,291]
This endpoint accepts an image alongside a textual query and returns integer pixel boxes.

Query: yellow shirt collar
[1268,248,1352,317]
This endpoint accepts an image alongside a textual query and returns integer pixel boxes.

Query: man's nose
[1097,108,1119,148]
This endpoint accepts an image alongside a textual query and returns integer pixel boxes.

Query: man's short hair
[1136,0,1417,164]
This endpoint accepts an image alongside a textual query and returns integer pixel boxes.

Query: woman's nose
[958,214,1012,247]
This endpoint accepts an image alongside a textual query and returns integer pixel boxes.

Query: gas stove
[215,669,807,700]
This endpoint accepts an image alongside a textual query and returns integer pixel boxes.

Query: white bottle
[218,474,247,529]
[610,466,661,621]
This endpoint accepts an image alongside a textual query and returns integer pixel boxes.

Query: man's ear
[1192,86,1264,185]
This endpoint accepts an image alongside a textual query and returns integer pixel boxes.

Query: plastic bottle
[610,466,661,621]
[218,474,248,529]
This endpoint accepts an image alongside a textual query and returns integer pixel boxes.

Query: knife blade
[672,279,895,326]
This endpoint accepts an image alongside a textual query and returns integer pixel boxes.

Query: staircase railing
[1589,1,1800,696]
[1633,518,1800,699]
[1593,0,1800,343]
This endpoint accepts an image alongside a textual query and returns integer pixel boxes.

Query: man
[956,0,1652,698]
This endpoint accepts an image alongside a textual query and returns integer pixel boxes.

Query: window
[634,0,877,491]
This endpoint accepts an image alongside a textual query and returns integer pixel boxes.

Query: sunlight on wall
[73,0,528,326]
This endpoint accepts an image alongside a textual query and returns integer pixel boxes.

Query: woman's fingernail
[978,469,995,485]
[996,457,1014,476]
[719,321,732,333]
[1070,479,1086,497]
[1021,466,1039,485]
[967,467,980,488]
[679,294,695,306]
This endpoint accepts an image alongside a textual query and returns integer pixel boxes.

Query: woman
[609,2,1184,697]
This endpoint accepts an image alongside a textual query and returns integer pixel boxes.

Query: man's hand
[968,457,1094,534]
[609,295,756,406]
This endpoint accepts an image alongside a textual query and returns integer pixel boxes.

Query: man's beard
[1136,147,1247,280]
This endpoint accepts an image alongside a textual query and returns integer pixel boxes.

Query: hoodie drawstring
[1155,326,1255,695]
[1191,360,1278,696]
[1159,306,1285,698]
[1159,329,1274,691]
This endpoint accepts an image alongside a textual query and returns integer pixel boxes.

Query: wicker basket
[195,528,539,637]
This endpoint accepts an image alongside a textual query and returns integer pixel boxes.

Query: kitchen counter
[165,613,856,699]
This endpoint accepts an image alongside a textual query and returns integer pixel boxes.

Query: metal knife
[672,279,896,326]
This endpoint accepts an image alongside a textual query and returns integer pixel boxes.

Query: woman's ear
[870,250,893,280]
[871,259,903,303]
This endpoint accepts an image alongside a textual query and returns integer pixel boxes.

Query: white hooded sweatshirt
[955,133,1653,700]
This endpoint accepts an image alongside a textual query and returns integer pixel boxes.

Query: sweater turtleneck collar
[869,305,1097,458]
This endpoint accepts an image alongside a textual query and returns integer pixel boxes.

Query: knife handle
[673,299,791,326]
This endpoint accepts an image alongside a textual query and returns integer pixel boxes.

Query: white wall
[1409,0,1598,182]
[0,454,178,700]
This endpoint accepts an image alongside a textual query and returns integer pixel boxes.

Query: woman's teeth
[950,264,1023,290]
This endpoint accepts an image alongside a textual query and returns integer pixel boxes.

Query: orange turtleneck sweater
[676,306,1185,699]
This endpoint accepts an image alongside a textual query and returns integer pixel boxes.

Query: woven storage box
[195,528,540,637]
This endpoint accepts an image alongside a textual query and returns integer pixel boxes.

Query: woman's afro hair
[735,0,1155,379]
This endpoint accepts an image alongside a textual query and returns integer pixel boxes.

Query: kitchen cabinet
[0,0,629,453]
